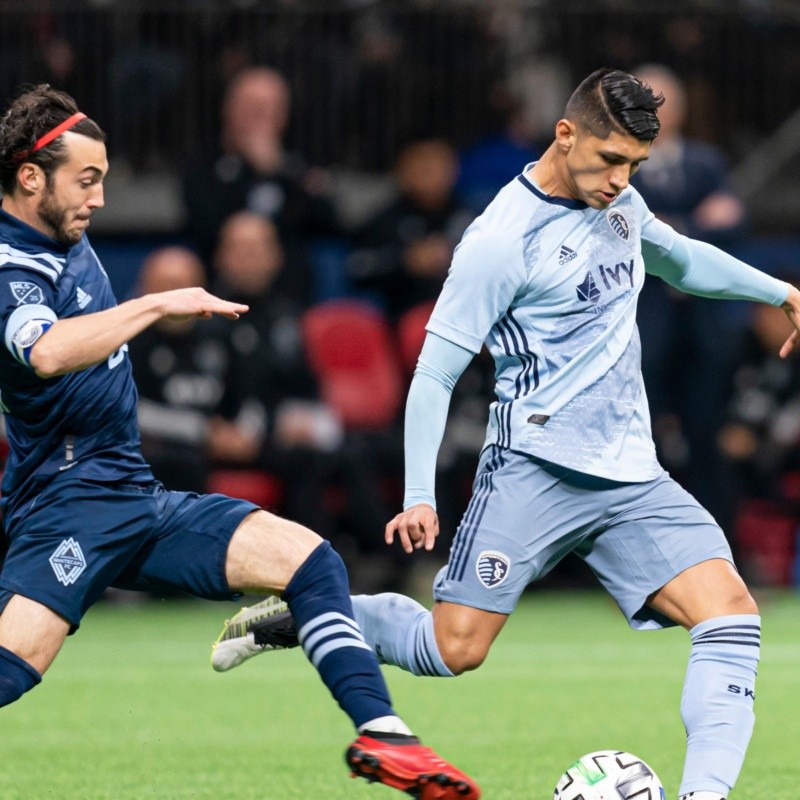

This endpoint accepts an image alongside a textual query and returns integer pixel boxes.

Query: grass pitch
[1,589,798,799]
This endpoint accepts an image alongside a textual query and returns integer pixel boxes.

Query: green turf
[1,589,798,799]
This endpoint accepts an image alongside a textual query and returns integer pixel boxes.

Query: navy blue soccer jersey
[0,208,152,525]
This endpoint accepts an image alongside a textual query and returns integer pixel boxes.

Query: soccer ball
[553,750,666,800]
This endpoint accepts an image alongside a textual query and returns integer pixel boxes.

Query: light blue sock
[679,614,760,797]
[351,593,453,677]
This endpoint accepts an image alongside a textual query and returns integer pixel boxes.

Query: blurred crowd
[2,2,800,590]
[122,63,800,591]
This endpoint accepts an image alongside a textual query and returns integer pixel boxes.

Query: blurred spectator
[456,83,544,214]
[347,137,474,318]
[632,63,746,247]
[719,300,800,505]
[128,247,237,494]
[211,212,404,589]
[717,299,800,583]
[632,63,748,527]
[182,66,340,304]
[210,212,340,531]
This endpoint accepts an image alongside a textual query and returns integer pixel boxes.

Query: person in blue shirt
[219,68,800,800]
[0,84,479,800]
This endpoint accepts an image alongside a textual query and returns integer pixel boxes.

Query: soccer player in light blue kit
[0,85,479,800]
[219,68,800,800]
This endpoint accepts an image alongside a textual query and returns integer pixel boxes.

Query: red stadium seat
[302,300,403,430]
[207,469,283,509]
[396,300,436,376]
[734,498,797,586]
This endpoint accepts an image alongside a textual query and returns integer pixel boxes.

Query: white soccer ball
[553,750,665,800]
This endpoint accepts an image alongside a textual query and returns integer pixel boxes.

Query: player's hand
[780,284,800,358]
[385,503,439,554]
[154,288,249,321]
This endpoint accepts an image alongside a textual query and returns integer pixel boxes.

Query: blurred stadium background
[2,1,800,591]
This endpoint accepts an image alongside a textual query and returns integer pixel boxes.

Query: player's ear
[555,119,576,154]
[16,163,45,196]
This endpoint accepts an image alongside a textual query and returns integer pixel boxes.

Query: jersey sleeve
[426,227,527,353]
[0,269,58,367]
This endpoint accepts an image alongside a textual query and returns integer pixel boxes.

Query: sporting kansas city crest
[10,281,44,305]
[607,209,630,240]
[476,550,510,588]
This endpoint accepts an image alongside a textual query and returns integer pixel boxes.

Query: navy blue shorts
[0,478,258,629]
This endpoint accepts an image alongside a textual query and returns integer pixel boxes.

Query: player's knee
[437,632,490,675]
[0,645,42,708]
[724,584,758,616]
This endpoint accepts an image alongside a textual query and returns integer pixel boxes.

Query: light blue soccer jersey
[426,169,785,482]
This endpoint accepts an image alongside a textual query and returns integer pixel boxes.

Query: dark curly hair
[565,68,664,142]
[0,84,105,195]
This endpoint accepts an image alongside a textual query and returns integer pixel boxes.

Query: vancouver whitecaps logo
[607,210,630,240]
[476,550,510,588]
[49,538,87,586]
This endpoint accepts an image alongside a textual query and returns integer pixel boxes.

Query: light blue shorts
[433,446,733,629]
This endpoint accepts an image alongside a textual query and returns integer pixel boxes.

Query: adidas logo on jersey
[76,286,92,309]
[558,245,577,265]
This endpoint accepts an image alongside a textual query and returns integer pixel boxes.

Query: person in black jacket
[347,137,474,319]
[182,66,339,305]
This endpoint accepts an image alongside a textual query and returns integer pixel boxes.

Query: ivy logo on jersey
[576,271,601,303]
[607,210,630,240]
[476,550,510,588]
[10,281,44,305]
[49,538,87,586]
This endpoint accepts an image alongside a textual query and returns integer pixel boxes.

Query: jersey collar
[517,163,588,210]
[0,204,75,254]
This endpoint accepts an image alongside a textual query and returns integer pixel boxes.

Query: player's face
[564,127,650,209]
[37,133,107,246]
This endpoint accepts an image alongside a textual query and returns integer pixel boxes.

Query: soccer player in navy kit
[0,85,479,800]
[221,69,800,799]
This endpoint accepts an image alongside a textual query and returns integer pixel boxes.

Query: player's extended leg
[351,594,508,676]
[0,594,70,707]
[223,510,480,799]
[647,557,759,800]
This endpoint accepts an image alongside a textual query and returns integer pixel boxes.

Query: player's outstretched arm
[385,332,473,554]
[780,284,800,358]
[30,287,248,378]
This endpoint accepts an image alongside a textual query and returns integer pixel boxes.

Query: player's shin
[678,614,760,798]
[351,593,453,677]
[282,541,406,731]
[0,645,42,707]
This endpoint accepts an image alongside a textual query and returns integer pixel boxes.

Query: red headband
[15,112,87,162]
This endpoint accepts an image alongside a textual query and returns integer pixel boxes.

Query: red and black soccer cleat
[346,735,480,799]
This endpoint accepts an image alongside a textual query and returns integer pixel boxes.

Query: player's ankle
[358,714,414,737]
[359,730,420,745]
